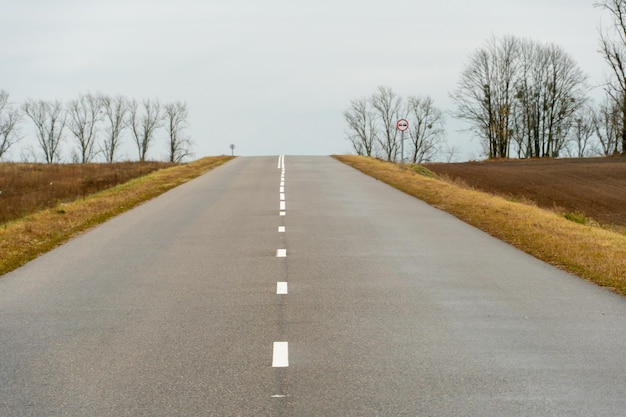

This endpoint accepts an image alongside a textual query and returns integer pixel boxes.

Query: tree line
[0,92,193,163]
[451,36,588,158]
[344,86,446,163]
[345,0,626,161]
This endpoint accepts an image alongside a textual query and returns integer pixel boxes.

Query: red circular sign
[396,119,409,132]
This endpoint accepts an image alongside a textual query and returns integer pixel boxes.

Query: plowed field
[425,157,626,227]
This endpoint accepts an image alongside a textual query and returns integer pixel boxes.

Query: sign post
[229,144,235,156]
[396,119,409,163]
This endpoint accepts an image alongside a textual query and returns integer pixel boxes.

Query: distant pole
[230,144,235,156]
[396,119,409,163]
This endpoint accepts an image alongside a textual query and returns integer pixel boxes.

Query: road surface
[1,156,625,416]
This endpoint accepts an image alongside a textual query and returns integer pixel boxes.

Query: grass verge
[0,156,234,276]
[334,155,626,296]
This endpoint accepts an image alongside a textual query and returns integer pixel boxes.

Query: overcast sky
[0,0,610,161]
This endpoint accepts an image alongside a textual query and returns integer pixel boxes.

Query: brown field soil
[0,161,176,224]
[425,157,626,227]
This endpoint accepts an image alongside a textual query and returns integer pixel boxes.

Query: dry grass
[0,161,176,224]
[334,155,626,296]
[0,156,233,276]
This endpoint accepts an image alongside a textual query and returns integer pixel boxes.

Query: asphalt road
[1,156,625,416]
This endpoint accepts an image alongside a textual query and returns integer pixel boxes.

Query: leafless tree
[454,35,587,159]
[0,90,22,160]
[22,99,66,163]
[568,106,596,157]
[443,145,460,163]
[452,36,519,158]
[343,97,377,156]
[164,101,193,162]
[542,44,587,157]
[593,95,622,155]
[404,95,445,163]
[130,99,162,162]
[514,41,587,157]
[371,86,402,161]
[595,0,626,154]
[67,93,103,163]
[101,94,129,163]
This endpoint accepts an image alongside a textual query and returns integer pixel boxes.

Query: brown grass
[0,156,233,276]
[0,161,176,224]
[334,155,626,296]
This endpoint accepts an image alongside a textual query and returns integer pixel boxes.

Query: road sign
[396,119,409,132]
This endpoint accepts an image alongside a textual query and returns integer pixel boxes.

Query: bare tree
[164,101,193,162]
[593,95,622,155]
[595,0,626,154]
[454,35,587,159]
[371,86,402,161]
[405,95,445,163]
[22,99,66,163]
[0,90,22,160]
[443,145,460,163]
[542,44,588,157]
[452,36,519,158]
[568,106,596,157]
[514,41,587,157]
[100,94,128,163]
[67,93,102,163]
[130,99,162,162]
[343,97,377,156]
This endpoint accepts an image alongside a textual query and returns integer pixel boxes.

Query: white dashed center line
[274,156,289,374]
[277,282,288,295]
[272,342,289,367]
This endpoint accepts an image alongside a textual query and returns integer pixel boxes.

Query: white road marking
[280,181,285,187]
[280,193,285,201]
[277,155,285,169]
[271,394,287,398]
[272,342,289,367]
[280,201,286,210]
[277,282,288,294]
[280,211,286,216]
[280,186,284,193]
[277,249,287,257]
[278,226,285,232]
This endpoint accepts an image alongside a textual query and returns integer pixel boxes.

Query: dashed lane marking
[277,282,288,295]
[272,342,289,367]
